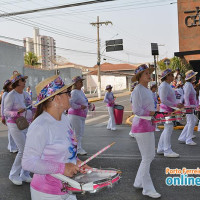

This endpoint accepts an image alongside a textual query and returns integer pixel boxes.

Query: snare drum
[51,168,121,194]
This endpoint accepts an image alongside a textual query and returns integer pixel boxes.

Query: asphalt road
[0,95,200,200]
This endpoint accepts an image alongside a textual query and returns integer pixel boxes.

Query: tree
[157,56,191,75]
[24,52,39,66]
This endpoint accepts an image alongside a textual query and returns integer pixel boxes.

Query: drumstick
[81,168,122,174]
[78,142,115,168]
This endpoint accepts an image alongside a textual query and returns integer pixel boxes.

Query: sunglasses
[58,90,71,97]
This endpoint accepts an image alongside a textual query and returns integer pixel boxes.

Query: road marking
[85,114,108,124]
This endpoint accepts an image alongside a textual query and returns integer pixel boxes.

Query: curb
[125,115,198,131]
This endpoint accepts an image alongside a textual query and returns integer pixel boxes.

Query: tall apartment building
[24,28,56,69]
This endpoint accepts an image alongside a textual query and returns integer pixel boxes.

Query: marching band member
[4,71,33,185]
[131,64,161,199]
[68,76,88,155]
[22,75,90,200]
[104,85,116,131]
[157,69,183,158]
[178,70,198,145]
[1,79,18,153]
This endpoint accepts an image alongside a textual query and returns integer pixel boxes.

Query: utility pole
[90,16,112,98]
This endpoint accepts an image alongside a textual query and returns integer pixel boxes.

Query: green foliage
[157,56,191,75]
[24,52,39,66]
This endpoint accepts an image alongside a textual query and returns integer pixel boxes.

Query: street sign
[106,39,123,52]
[151,43,159,55]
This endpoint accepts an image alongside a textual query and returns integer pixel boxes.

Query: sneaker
[157,150,164,155]
[133,184,142,189]
[129,132,135,137]
[142,191,161,198]
[77,148,87,155]
[155,128,160,132]
[9,176,22,186]
[186,141,197,146]
[164,152,179,158]
[11,150,18,153]
[178,140,185,144]
[21,174,32,183]
[192,135,196,139]
[111,128,116,131]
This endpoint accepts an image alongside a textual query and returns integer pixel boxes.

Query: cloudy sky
[0,0,179,67]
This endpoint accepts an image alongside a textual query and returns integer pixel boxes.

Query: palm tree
[24,52,39,66]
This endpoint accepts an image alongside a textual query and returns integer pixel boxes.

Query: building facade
[24,28,56,69]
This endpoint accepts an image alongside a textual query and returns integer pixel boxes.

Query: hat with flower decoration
[131,64,154,82]
[35,75,74,106]
[185,70,198,81]
[160,69,174,80]
[10,71,28,85]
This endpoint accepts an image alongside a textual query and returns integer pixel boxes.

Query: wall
[24,67,81,98]
[0,42,25,91]
[178,0,200,60]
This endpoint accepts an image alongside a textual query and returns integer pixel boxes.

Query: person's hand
[1,118,6,125]
[81,105,87,110]
[177,104,184,109]
[64,163,79,177]
[76,160,92,174]
[149,111,155,116]
[18,108,26,114]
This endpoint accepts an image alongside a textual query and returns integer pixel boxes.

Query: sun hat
[131,64,154,82]
[35,75,74,106]
[3,79,11,90]
[10,71,28,85]
[160,69,174,80]
[185,70,198,81]
[72,76,85,83]
[105,85,113,90]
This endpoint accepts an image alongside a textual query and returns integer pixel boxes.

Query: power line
[0,0,117,17]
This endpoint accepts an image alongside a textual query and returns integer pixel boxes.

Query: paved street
[0,95,200,200]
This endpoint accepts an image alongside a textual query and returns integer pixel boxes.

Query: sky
[0,0,179,67]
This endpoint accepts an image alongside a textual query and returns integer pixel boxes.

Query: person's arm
[22,125,65,175]
[103,92,109,103]
[184,84,191,107]
[1,93,6,118]
[4,93,19,118]
[69,91,81,109]
[159,85,176,107]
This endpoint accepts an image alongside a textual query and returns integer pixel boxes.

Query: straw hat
[160,69,174,80]
[185,70,198,81]
[131,64,154,82]
[10,71,28,85]
[35,75,74,106]
[3,79,11,90]
[105,85,112,90]
[72,76,85,83]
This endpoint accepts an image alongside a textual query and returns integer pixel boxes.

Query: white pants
[7,123,30,179]
[31,187,77,200]
[134,132,156,193]
[68,115,85,150]
[178,114,197,144]
[7,129,18,152]
[107,107,116,130]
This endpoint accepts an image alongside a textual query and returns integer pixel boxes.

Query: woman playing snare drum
[131,64,161,199]
[22,75,90,200]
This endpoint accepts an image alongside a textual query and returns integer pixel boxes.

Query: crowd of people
[1,66,200,199]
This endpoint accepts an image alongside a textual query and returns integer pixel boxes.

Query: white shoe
[129,132,135,138]
[9,176,22,185]
[178,140,185,144]
[111,128,116,131]
[157,150,164,155]
[164,152,179,158]
[11,150,18,153]
[21,174,32,183]
[155,128,160,132]
[142,191,161,198]
[77,148,87,155]
[186,141,197,146]
[192,135,196,139]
